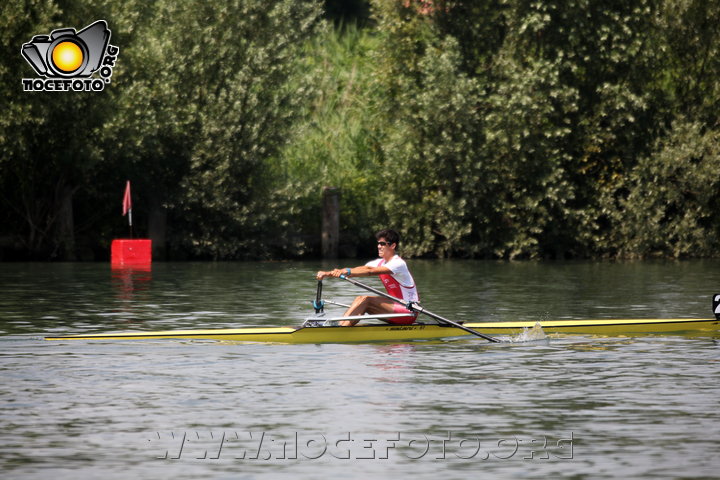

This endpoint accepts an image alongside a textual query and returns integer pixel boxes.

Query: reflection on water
[0,260,719,479]
[111,265,152,301]
[2,260,719,336]
[365,343,417,373]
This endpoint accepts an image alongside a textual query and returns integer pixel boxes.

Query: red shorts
[388,303,418,325]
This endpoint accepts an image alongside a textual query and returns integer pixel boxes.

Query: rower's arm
[316,265,392,280]
[344,265,392,277]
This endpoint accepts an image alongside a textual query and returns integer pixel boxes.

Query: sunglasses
[377,241,392,247]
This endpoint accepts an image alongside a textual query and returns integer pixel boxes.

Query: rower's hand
[316,269,345,280]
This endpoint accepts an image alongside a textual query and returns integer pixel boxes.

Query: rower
[316,229,419,326]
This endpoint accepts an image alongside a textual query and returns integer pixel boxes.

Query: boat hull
[45,318,719,343]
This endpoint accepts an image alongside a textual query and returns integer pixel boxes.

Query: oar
[339,274,501,343]
[312,280,325,313]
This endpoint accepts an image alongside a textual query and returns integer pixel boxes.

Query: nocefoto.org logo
[21,20,119,92]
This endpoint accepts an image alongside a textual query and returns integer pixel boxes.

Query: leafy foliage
[600,119,720,258]
[168,0,324,259]
[0,0,718,260]
[368,0,720,259]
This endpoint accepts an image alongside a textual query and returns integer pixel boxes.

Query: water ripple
[0,261,719,479]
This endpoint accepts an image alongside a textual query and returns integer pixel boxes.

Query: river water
[1,260,719,479]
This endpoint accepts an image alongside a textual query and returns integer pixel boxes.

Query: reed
[273,23,387,249]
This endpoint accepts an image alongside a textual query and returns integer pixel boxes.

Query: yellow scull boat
[45,317,719,343]
[45,291,720,343]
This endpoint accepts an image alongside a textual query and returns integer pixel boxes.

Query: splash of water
[511,322,548,343]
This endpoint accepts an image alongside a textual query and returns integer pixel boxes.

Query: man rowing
[316,229,419,326]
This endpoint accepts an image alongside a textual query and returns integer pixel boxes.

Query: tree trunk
[148,193,167,260]
[54,184,76,260]
[322,186,340,259]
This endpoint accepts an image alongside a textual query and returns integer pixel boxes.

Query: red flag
[122,180,132,216]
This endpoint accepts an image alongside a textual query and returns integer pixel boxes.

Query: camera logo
[21,20,119,92]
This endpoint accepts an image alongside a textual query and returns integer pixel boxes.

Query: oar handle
[313,280,325,313]
[339,275,500,343]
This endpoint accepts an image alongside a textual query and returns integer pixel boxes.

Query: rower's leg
[340,296,396,326]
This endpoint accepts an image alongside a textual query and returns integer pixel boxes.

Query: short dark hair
[375,229,400,246]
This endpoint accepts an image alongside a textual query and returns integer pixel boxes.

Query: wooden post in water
[322,187,340,259]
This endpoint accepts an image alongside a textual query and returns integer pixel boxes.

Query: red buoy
[111,239,152,266]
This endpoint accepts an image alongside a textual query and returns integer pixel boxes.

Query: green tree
[0,1,114,259]
[169,0,324,259]
[601,119,720,257]
[370,1,483,257]
[494,0,667,257]
[656,0,720,126]
[369,0,708,259]
[479,54,579,258]
[2,0,719,261]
